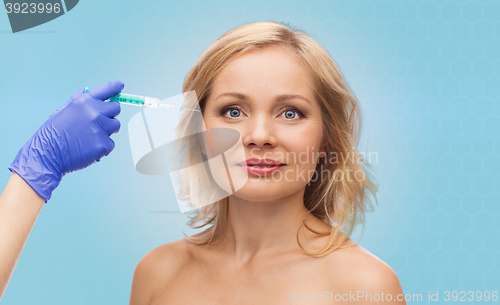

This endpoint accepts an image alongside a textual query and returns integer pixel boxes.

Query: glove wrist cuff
[7,144,62,202]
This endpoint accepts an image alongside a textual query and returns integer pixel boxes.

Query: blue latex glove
[8,80,124,203]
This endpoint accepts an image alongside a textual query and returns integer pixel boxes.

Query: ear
[200,130,209,157]
[200,135,208,156]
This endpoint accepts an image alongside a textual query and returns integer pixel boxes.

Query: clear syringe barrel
[109,93,161,108]
[82,87,191,110]
[109,93,145,106]
[83,88,160,108]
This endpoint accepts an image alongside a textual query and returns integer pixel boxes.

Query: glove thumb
[86,80,125,101]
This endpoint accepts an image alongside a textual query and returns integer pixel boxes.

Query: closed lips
[237,158,286,176]
[238,158,286,167]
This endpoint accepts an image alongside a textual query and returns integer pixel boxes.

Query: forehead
[210,46,315,100]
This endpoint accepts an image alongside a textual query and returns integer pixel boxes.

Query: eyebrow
[215,92,312,105]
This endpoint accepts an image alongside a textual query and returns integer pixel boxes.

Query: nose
[241,115,277,149]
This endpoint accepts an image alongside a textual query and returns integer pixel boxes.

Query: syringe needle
[158,104,176,109]
[159,104,200,112]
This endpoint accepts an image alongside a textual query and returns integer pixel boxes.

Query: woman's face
[202,46,326,202]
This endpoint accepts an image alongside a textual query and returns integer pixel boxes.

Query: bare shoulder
[138,238,192,279]
[322,238,406,304]
[129,238,192,305]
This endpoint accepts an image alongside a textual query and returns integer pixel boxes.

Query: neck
[219,188,327,264]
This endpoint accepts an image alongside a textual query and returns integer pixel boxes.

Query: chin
[231,180,305,203]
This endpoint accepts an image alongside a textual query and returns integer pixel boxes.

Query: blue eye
[229,108,241,117]
[284,110,296,119]
[282,107,304,120]
[220,105,244,118]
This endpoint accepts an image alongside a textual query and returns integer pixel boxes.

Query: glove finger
[71,86,87,100]
[104,117,121,136]
[50,86,87,117]
[104,138,116,156]
[95,138,116,163]
[101,101,121,118]
[86,80,124,101]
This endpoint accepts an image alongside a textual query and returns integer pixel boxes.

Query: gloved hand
[8,80,124,203]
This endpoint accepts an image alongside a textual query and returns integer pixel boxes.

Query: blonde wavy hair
[177,21,378,257]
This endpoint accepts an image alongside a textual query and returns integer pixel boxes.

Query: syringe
[83,88,199,111]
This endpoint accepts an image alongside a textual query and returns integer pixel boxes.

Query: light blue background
[1,0,499,304]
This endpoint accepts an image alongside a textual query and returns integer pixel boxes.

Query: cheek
[201,114,224,131]
[279,126,323,163]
